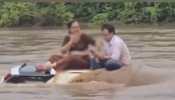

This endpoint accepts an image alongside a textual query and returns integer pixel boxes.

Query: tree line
[0,1,175,27]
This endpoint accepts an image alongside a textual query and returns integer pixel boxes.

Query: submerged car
[1,63,56,83]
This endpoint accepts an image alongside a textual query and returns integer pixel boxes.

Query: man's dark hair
[101,24,116,34]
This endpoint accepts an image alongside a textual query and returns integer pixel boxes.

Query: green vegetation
[0,1,74,27]
[0,1,175,27]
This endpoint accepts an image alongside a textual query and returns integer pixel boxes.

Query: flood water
[0,27,175,100]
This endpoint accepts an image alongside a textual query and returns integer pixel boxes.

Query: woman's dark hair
[101,24,116,34]
[67,20,78,29]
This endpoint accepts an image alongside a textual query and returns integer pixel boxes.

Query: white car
[2,63,56,83]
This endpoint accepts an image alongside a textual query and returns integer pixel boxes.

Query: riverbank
[0,1,175,27]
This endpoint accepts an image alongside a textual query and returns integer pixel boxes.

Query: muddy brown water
[0,27,175,100]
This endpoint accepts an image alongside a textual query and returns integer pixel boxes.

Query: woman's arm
[70,49,89,57]
[70,44,94,57]
[60,34,81,53]
[60,41,72,53]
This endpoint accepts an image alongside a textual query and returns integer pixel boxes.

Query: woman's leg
[54,54,89,72]
[48,55,63,64]
[37,55,63,71]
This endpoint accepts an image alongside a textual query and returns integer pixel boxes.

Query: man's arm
[93,51,111,60]
[110,41,122,60]
[88,45,110,60]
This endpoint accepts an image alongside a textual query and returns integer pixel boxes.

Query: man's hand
[92,51,111,60]
[103,55,111,60]
[88,45,96,54]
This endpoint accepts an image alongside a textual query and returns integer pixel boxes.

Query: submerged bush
[0,2,74,27]
[0,2,34,27]
[34,3,74,26]
[91,12,110,25]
